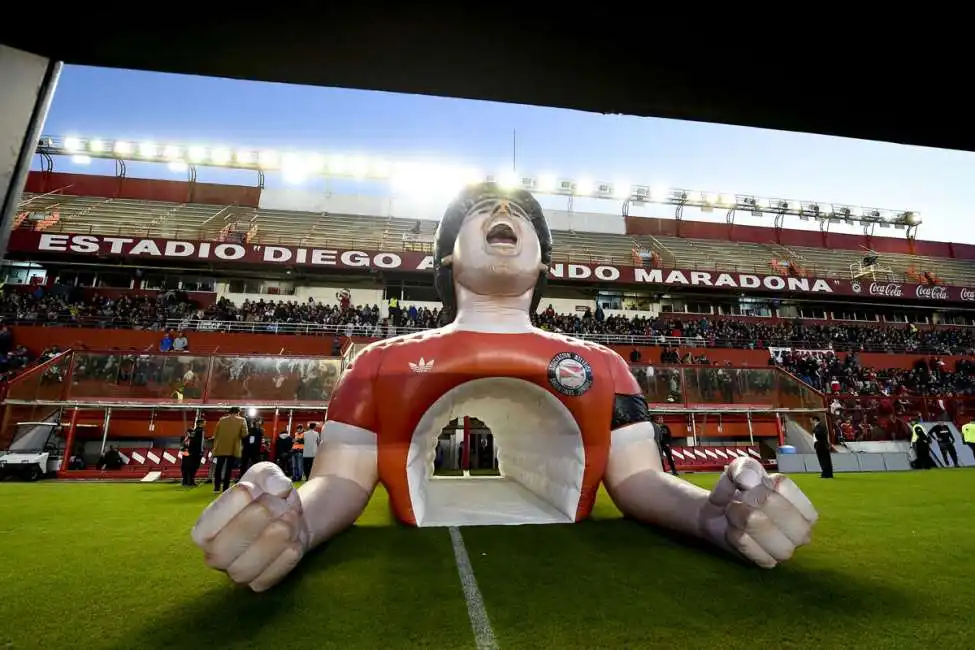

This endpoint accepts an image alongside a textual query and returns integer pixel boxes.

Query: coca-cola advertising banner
[9,231,975,303]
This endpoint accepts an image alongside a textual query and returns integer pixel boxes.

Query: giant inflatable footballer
[192,183,819,592]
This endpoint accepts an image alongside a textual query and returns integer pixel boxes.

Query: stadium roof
[0,12,966,153]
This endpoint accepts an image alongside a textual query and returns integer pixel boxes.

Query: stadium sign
[9,231,973,302]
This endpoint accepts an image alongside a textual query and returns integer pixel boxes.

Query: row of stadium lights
[48,136,917,223]
[57,136,649,199]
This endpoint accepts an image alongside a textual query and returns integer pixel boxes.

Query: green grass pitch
[0,471,973,649]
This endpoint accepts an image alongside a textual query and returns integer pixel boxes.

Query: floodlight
[372,160,392,178]
[575,178,594,195]
[64,137,82,153]
[211,149,231,165]
[498,170,520,189]
[232,150,252,165]
[327,155,346,174]
[349,156,369,178]
[537,173,558,192]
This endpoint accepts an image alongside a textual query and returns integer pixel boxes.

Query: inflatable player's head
[433,182,553,322]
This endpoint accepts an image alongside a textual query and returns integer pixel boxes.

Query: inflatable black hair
[433,182,552,324]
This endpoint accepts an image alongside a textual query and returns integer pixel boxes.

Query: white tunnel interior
[406,378,586,527]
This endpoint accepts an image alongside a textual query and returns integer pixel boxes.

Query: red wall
[625,215,975,260]
[24,172,261,209]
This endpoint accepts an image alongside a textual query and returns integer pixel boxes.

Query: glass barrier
[4,353,71,402]
[67,352,212,402]
[628,365,683,404]
[206,356,343,404]
[629,365,826,412]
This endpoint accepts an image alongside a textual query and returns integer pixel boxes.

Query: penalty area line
[449,526,499,650]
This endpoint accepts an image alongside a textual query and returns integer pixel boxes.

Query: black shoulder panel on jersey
[612,393,651,430]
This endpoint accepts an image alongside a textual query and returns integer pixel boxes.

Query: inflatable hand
[699,457,819,568]
[191,462,310,592]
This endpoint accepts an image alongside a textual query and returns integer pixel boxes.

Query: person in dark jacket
[275,429,294,474]
[811,416,834,479]
[239,417,263,478]
[654,416,678,476]
[911,421,936,470]
[928,421,958,467]
[97,445,123,470]
[180,418,205,486]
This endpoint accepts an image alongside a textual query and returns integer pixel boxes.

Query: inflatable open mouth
[486,223,518,246]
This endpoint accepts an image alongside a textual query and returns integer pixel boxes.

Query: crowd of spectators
[534,305,975,355]
[0,321,63,386]
[772,349,975,398]
[0,286,198,330]
[2,287,975,355]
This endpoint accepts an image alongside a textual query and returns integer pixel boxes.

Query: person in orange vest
[290,425,305,482]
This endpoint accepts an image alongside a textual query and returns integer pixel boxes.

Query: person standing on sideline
[239,417,263,478]
[210,407,247,493]
[911,420,936,470]
[303,422,320,481]
[929,420,959,467]
[962,419,975,461]
[291,424,305,483]
[180,430,195,486]
[654,415,678,476]
[811,416,834,478]
[180,418,205,486]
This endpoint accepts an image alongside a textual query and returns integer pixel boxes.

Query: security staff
[811,416,834,479]
[961,419,975,461]
[928,421,958,467]
[911,421,935,470]
[654,415,678,476]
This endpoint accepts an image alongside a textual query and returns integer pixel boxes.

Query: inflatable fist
[699,457,819,568]
[191,462,310,592]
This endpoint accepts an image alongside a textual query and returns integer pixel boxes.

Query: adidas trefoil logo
[409,358,435,373]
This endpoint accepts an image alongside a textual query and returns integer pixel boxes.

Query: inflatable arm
[601,352,819,568]
[191,347,381,592]
[298,422,378,548]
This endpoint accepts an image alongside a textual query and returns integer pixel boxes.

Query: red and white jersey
[326,327,642,525]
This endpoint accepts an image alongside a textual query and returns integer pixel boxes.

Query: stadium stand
[6,170,975,483]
